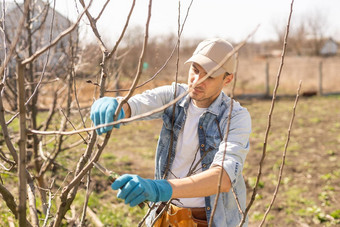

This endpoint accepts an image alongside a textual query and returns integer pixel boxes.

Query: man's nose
[192,73,207,85]
[192,74,200,84]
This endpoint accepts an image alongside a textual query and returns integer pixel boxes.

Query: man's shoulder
[219,93,250,118]
[171,82,188,92]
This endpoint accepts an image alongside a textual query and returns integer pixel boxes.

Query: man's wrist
[116,97,131,118]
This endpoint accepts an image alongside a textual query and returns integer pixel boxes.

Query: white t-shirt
[169,100,207,208]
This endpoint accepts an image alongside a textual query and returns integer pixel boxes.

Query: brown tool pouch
[154,203,208,227]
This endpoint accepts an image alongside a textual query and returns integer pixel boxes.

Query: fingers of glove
[90,98,113,134]
[91,111,102,135]
[129,191,147,207]
[116,179,139,201]
[124,183,145,205]
[97,101,112,134]
[90,101,101,133]
[111,174,134,190]
[104,102,116,132]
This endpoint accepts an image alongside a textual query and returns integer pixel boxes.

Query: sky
[7,0,340,45]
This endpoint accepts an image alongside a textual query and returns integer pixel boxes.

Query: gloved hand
[112,174,172,207]
[90,97,125,135]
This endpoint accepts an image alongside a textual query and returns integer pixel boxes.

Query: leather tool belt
[154,202,208,227]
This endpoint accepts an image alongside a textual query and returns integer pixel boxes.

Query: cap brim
[185,54,225,78]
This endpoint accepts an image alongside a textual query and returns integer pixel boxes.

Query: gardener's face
[188,63,233,108]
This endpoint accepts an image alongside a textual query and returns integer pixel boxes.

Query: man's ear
[224,73,234,85]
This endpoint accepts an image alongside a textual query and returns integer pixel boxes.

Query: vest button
[207,206,211,211]
[201,144,205,147]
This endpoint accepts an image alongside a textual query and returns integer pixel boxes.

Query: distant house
[320,38,338,56]
[0,0,78,77]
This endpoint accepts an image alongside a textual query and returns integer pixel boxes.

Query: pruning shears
[93,162,145,209]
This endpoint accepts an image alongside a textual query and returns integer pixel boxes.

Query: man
[90,38,251,226]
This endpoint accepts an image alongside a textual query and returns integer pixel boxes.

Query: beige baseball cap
[185,38,236,78]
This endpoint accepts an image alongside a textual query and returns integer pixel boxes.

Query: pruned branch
[240,1,295,226]
[259,81,302,226]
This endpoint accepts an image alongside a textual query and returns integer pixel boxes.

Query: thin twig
[259,81,302,227]
[21,1,91,65]
[60,108,87,143]
[1,0,8,87]
[106,0,194,94]
[4,0,91,126]
[0,0,30,79]
[78,0,106,53]
[72,58,89,135]
[105,42,177,93]
[24,0,57,113]
[209,52,242,226]
[0,183,18,219]
[240,1,295,226]
[42,178,55,227]
[95,0,110,22]
[107,0,136,59]
[27,172,39,227]
[79,170,92,226]
[86,207,104,227]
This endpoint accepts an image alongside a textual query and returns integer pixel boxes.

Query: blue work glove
[112,174,173,207]
[90,97,125,135]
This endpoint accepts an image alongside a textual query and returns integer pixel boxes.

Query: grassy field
[1,95,339,226]
[64,95,339,226]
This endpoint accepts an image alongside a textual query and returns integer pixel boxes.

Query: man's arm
[110,166,231,207]
[121,102,131,118]
[169,166,231,198]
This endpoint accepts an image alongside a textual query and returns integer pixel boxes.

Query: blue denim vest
[128,83,251,226]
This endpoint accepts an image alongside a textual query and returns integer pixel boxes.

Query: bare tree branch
[0,0,30,79]
[27,172,39,227]
[21,1,90,65]
[0,183,18,219]
[259,81,302,226]
[209,52,241,226]
[106,0,193,94]
[0,91,18,163]
[79,171,92,226]
[78,0,106,53]
[24,0,57,114]
[240,1,295,226]
[31,1,50,35]
[42,178,55,227]
[107,0,136,59]
[17,60,28,227]
[95,0,110,22]
[0,0,33,165]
